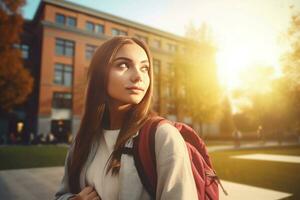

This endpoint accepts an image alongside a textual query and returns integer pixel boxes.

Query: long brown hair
[68,36,154,193]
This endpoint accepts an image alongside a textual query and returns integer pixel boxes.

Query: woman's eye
[141,65,149,72]
[118,63,128,69]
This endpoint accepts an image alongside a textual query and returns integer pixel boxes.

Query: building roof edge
[41,0,184,42]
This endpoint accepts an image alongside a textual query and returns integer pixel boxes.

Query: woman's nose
[130,67,142,83]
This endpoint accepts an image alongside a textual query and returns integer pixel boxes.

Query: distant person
[55,36,203,200]
[275,129,283,145]
[46,132,56,144]
[232,129,242,148]
[9,132,16,145]
[257,125,265,144]
[29,132,34,145]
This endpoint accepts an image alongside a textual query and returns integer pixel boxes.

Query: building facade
[17,0,210,141]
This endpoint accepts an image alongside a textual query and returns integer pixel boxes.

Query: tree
[173,23,222,135]
[231,66,295,138]
[281,8,300,129]
[0,0,33,111]
[219,97,235,137]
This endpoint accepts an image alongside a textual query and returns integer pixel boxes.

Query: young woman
[55,36,198,200]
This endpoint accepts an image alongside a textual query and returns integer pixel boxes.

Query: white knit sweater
[55,123,198,200]
[85,129,120,200]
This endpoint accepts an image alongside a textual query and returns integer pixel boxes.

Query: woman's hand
[70,186,101,200]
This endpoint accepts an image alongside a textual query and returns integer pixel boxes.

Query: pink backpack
[129,116,227,200]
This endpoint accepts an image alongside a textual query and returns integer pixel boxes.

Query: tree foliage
[0,0,33,111]
[232,65,293,132]
[219,9,300,134]
[233,65,297,133]
[280,8,300,129]
[173,23,222,133]
[219,97,235,136]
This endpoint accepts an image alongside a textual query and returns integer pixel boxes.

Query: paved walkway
[219,180,291,200]
[0,141,298,200]
[232,153,300,163]
[207,141,300,152]
[0,167,293,200]
[0,167,63,200]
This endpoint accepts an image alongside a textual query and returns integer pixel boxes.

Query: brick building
[13,0,207,142]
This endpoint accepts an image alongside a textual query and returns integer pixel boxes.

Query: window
[135,34,148,43]
[86,21,94,32]
[85,44,97,60]
[55,38,75,57]
[14,44,29,59]
[153,59,161,112]
[153,59,161,76]
[55,13,65,24]
[54,63,73,86]
[86,22,104,34]
[20,44,29,59]
[111,29,118,36]
[179,85,186,97]
[152,39,161,49]
[167,101,176,114]
[56,13,77,27]
[112,28,127,36]
[167,63,175,78]
[52,92,72,109]
[66,16,76,27]
[95,24,104,33]
[167,43,177,52]
[165,81,171,97]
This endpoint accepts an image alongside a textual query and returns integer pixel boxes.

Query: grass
[210,146,300,200]
[0,145,68,170]
[1,144,299,199]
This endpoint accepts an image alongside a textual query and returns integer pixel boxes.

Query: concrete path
[219,180,292,200]
[207,141,300,153]
[0,142,298,200]
[232,153,300,164]
[0,167,63,200]
[0,166,293,200]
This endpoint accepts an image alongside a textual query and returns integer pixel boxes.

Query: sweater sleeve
[54,147,77,200]
[155,123,198,200]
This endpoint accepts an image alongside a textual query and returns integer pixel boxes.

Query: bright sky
[23,0,300,92]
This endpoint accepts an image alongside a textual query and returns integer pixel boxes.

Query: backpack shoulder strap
[132,116,165,198]
[173,122,213,167]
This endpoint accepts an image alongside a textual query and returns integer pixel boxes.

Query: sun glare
[216,47,252,91]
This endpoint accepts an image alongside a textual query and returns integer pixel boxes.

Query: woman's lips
[126,86,144,91]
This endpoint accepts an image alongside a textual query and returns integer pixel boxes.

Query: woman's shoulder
[155,122,186,156]
[156,122,181,139]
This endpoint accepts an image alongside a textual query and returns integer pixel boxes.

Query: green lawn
[210,146,300,200]
[0,145,68,170]
[1,144,299,199]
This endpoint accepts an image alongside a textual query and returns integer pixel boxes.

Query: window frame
[112,28,127,36]
[95,24,104,34]
[55,38,75,57]
[66,16,76,27]
[152,39,161,49]
[85,44,98,60]
[54,63,73,87]
[86,21,95,32]
[52,92,73,109]
[55,13,65,25]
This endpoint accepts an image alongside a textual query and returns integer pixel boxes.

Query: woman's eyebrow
[113,57,149,64]
[141,60,149,64]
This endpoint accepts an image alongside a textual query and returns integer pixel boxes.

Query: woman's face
[107,43,150,106]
